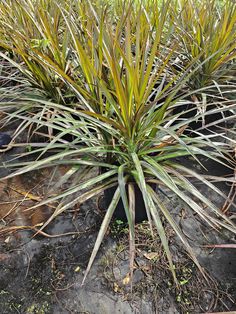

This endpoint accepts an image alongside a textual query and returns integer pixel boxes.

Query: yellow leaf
[122,273,130,285]
[113,282,120,292]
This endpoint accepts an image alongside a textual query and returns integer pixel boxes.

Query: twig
[0,225,81,238]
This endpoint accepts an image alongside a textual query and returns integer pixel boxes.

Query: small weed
[26,301,50,314]
[110,220,128,238]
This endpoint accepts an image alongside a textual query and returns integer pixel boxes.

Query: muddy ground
[0,204,235,313]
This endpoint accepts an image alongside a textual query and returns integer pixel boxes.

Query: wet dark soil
[0,201,236,313]
[0,205,101,314]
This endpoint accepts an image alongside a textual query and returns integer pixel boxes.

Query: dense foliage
[0,0,236,284]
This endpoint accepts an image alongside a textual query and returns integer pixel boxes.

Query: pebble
[0,132,12,148]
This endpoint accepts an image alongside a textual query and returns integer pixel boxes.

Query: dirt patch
[0,212,236,313]
[100,221,236,313]
[0,203,101,314]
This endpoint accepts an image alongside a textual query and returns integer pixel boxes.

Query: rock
[0,132,12,148]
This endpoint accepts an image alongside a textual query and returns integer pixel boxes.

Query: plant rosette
[1,0,236,286]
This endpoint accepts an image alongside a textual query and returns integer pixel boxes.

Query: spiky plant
[0,0,75,103]
[1,0,236,285]
[171,0,236,91]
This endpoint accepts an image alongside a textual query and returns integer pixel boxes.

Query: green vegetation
[0,0,235,285]
[26,302,50,314]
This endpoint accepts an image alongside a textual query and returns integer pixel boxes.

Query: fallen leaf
[74,266,81,272]
[143,252,159,260]
[122,273,130,285]
[113,282,120,292]
[204,244,236,249]
[4,236,11,243]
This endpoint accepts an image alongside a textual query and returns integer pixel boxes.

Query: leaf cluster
[0,0,236,285]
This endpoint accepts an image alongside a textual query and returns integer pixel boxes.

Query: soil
[0,129,236,313]
[0,205,235,314]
